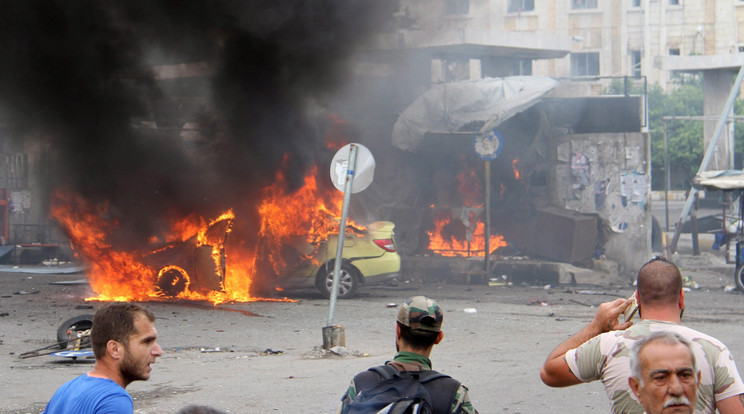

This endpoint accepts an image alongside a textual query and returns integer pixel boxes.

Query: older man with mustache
[629,331,700,414]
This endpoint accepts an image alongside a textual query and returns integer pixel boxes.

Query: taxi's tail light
[373,238,396,252]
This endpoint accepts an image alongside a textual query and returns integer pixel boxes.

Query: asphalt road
[2,254,743,413]
[652,198,722,233]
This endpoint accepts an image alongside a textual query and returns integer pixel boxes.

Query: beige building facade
[396,0,744,88]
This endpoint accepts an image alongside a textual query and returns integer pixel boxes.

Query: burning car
[279,221,400,299]
[51,166,399,303]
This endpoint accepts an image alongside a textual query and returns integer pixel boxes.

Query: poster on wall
[620,172,647,205]
[10,191,31,213]
[571,153,591,187]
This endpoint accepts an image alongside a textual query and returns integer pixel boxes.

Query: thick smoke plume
[0,0,398,248]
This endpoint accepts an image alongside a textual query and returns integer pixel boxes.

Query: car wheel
[155,266,189,297]
[56,314,94,350]
[736,265,744,293]
[318,263,359,299]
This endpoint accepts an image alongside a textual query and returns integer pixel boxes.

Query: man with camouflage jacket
[338,296,477,414]
[540,256,744,414]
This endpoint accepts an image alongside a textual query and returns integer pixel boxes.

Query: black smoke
[0,0,398,249]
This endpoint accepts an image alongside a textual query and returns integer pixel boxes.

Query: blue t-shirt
[43,373,133,414]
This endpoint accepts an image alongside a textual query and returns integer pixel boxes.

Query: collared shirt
[565,319,744,414]
[339,351,478,414]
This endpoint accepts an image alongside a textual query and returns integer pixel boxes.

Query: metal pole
[691,192,699,256]
[669,64,744,253]
[664,119,670,231]
[485,160,491,274]
[327,144,358,327]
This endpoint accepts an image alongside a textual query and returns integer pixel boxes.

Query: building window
[630,50,641,77]
[508,0,534,13]
[571,52,600,76]
[631,0,641,7]
[669,48,680,56]
[669,0,679,5]
[513,59,533,75]
[572,0,598,9]
[445,0,470,15]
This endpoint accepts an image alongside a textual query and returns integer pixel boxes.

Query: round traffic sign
[474,129,503,161]
[330,143,375,193]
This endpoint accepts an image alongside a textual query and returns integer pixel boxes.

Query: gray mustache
[664,396,691,408]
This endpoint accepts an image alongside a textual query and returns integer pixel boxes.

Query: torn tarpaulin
[391,76,558,152]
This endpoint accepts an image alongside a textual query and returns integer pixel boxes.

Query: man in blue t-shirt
[43,302,163,414]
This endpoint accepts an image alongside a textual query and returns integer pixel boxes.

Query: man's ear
[395,323,402,339]
[679,288,686,311]
[434,331,443,345]
[629,377,641,399]
[107,340,123,360]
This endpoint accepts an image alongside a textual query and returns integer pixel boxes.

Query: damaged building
[332,8,651,285]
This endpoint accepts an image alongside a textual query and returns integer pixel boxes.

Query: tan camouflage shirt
[338,351,477,414]
[565,319,744,414]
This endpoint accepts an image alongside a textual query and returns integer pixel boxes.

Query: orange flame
[50,163,359,304]
[50,192,162,302]
[427,163,506,257]
[426,210,506,257]
[257,165,364,276]
[512,158,520,180]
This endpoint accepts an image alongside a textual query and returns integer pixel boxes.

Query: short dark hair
[91,302,155,359]
[397,322,439,350]
[636,256,682,307]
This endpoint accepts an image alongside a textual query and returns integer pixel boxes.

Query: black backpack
[345,365,459,414]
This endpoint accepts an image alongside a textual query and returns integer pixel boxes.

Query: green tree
[648,79,704,190]
[733,96,744,168]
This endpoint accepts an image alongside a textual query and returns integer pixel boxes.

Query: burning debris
[49,161,371,304]
[425,162,508,257]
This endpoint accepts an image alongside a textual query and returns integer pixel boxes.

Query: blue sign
[474,130,503,161]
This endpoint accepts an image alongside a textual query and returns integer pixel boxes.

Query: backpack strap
[418,371,461,414]
[369,364,401,380]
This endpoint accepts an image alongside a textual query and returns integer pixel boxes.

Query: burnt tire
[318,263,360,300]
[155,267,188,297]
[56,314,94,350]
[736,265,744,293]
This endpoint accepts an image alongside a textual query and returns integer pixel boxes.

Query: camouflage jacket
[565,319,744,414]
[338,351,477,414]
